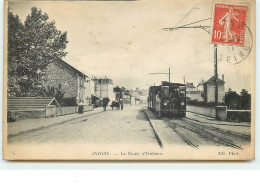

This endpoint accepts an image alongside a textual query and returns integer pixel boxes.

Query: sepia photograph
[2,0,255,160]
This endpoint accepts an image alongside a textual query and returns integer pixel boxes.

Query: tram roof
[161,82,186,87]
[149,83,186,92]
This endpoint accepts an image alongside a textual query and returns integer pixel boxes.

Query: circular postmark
[216,23,253,65]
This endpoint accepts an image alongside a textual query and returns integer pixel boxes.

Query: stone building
[43,59,88,105]
[203,75,225,103]
[93,77,115,102]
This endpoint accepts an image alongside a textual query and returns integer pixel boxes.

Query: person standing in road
[120,99,124,110]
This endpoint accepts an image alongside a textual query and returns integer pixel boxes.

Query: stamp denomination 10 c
[211,3,248,46]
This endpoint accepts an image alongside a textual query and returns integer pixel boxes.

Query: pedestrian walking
[102,97,110,111]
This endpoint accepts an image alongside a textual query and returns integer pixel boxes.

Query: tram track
[168,124,199,148]
[167,119,244,149]
[182,118,251,141]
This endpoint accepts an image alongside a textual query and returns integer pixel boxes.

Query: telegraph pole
[169,67,171,84]
[163,18,220,119]
[100,78,102,99]
[214,44,218,106]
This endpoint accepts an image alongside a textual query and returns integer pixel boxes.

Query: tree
[224,89,251,110]
[8,7,68,96]
[8,9,25,96]
[240,89,251,110]
[224,89,241,109]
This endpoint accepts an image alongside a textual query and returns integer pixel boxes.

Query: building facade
[203,75,225,103]
[43,59,88,105]
[186,82,203,101]
[129,88,148,105]
[84,77,95,105]
[93,77,115,102]
[123,93,131,105]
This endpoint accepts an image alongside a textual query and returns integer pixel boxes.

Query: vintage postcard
[2,0,255,160]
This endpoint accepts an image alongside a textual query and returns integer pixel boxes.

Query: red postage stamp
[211,3,248,46]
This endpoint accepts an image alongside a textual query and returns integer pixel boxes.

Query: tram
[148,81,186,118]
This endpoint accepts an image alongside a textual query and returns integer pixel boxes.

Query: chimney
[222,74,224,81]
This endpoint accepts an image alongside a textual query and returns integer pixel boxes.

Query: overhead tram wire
[180,18,211,27]
[174,3,200,27]
[163,18,212,32]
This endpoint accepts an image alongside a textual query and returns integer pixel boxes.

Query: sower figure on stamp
[219,7,241,42]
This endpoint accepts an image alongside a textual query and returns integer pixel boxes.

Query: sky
[8,0,254,92]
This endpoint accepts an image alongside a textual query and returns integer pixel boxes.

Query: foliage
[187,98,224,107]
[224,89,251,110]
[227,111,251,122]
[45,84,65,105]
[8,7,68,96]
[224,89,241,109]
[8,9,25,96]
[63,97,77,106]
[240,89,251,110]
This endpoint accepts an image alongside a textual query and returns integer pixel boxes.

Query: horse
[111,101,120,110]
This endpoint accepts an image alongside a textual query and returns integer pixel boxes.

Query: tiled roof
[57,59,88,78]
[204,76,225,84]
[7,97,59,110]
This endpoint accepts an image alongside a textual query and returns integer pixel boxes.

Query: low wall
[50,105,94,116]
[227,110,251,122]
[45,107,57,118]
[83,105,94,112]
[187,105,227,121]
[187,105,216,118]
[216,106,227,121]
[7,109,46,122]
[56,106,77,116]
[8,105,95,122]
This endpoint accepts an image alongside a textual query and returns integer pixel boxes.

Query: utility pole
[169,67,171,84]
[99,78,102,99]
[214,44,218,106]
[163,17,219,118]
